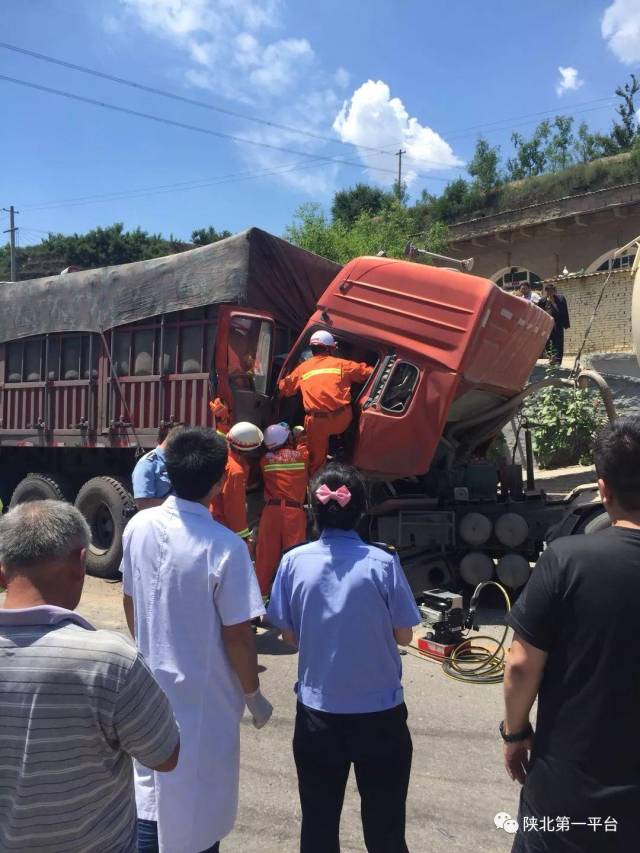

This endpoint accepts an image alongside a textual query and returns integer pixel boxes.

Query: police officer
[278,331,373,475]
[267,463,421,853]
[132,424,179,511]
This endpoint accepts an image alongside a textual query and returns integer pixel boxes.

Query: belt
[266,498,303,509]
[307,404,350,418]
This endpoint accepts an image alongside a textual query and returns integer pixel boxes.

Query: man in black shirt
[502,416,640,852]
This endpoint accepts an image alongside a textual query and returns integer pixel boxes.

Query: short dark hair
[165,427,228,501]
[594,417,640,511]
[310,463,367,531]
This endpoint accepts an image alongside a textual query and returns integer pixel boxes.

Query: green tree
[545,116,575,172]
[468,136,502,193]
[285,201,447,264]
[573,121,611,162]
[331,183,394,225]
[610,73,640,152]
[191,226,232,246]
[506,120,551,180]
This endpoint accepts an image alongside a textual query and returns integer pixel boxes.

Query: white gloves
[244,687,273,729]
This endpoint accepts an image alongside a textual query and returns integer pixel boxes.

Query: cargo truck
[0,228,614,586]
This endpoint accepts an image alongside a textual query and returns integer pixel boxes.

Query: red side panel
[353,366,459,477]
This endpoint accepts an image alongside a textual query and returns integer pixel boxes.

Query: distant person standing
[539,284,570,365]
[518,282,540,304]
[268,463,421,853]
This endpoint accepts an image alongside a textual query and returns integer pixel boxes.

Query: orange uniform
[208,397,231,435]
[278,354,373,474]
[255,444,309,595]
[210,450,251,541]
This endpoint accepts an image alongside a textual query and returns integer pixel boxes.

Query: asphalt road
[80,578,517,853]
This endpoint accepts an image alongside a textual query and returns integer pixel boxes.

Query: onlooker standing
[122,427,272,853]
[267,463,421,853]
[539,283,570,364]
[132,423,176,511]
[518,282,540,304]
[0,501,179,853]
[502,417,640,852]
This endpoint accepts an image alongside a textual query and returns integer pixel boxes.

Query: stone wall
[551,269,633,355]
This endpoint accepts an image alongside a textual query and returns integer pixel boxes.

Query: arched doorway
[491,266,542,292]
[586,248,636,274]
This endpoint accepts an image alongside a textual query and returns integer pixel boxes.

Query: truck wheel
[75,477,136,579]
[10,473,72,507]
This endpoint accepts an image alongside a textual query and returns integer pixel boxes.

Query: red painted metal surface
[289,256,554,478]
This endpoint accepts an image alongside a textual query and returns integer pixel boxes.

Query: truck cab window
[228,317,272,394]
[380,362,419,414]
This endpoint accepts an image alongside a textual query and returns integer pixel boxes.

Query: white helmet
[264,422,290,450]
[310,330,336,348]
[227,421,264,451]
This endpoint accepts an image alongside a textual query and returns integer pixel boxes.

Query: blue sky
[2,0,640,244]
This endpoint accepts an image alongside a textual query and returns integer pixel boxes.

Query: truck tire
[75,477,136,579]
[10,473,72,507]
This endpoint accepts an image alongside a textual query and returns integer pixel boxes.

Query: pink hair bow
[315,484,352,507]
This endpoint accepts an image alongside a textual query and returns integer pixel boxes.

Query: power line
[0,73,409,177]
[0,41,398,157]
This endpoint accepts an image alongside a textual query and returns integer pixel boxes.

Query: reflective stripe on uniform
[236,528,252,539]
[301,367,342,381]
[263,462,307,472]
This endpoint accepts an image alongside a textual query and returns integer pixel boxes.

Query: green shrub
[525,383,607,469]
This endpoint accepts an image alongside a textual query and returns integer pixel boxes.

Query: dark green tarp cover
[0,228,340,342]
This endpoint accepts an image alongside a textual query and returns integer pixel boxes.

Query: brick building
[447,182,640,289]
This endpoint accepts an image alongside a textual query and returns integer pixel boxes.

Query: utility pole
[395,149,407,204]
[2,205,18,281]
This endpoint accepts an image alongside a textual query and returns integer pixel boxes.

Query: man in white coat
[122,426,272,852]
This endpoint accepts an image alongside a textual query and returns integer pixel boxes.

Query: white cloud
[118,0,308,100]
[602,0,640,64]
[556,66,584,96]
[333,80,462,185]
[334,67,350,88]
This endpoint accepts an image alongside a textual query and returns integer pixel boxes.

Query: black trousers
[293,702,412,853]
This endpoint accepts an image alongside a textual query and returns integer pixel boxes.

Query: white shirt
[121,496,264,852]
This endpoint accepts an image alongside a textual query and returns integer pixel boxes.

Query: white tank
[459,512,492,546]
[459,552,494,586]
[495,513,529,548]
[496,554,531,589]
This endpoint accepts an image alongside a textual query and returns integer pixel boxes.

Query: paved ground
[80,578,517,853]
[5,464,591,853]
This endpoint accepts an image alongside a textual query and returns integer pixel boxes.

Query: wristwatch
[499,720,533,743]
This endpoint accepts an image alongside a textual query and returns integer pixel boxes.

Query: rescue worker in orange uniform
[210,421,263,551]
[255,423,309,596]
[208,396,231,435]
[278,330,374,474]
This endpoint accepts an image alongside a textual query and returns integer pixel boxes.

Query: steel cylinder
[496,554,531,589]
[459,552,495,586]
[495,513,529,548]
[459,512,492,546]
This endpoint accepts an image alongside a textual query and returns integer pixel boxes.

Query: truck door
[214,307,275,427]
[354,357,459,477]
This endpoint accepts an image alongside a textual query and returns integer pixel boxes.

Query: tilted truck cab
[278,256,614,591]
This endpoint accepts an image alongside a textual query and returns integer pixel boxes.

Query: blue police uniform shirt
[131,447,172,500]
[267,529,421,714]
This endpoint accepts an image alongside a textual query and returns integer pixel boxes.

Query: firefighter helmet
[310,330,337,348]
[264,422,290,450]
[227,421,264,451]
